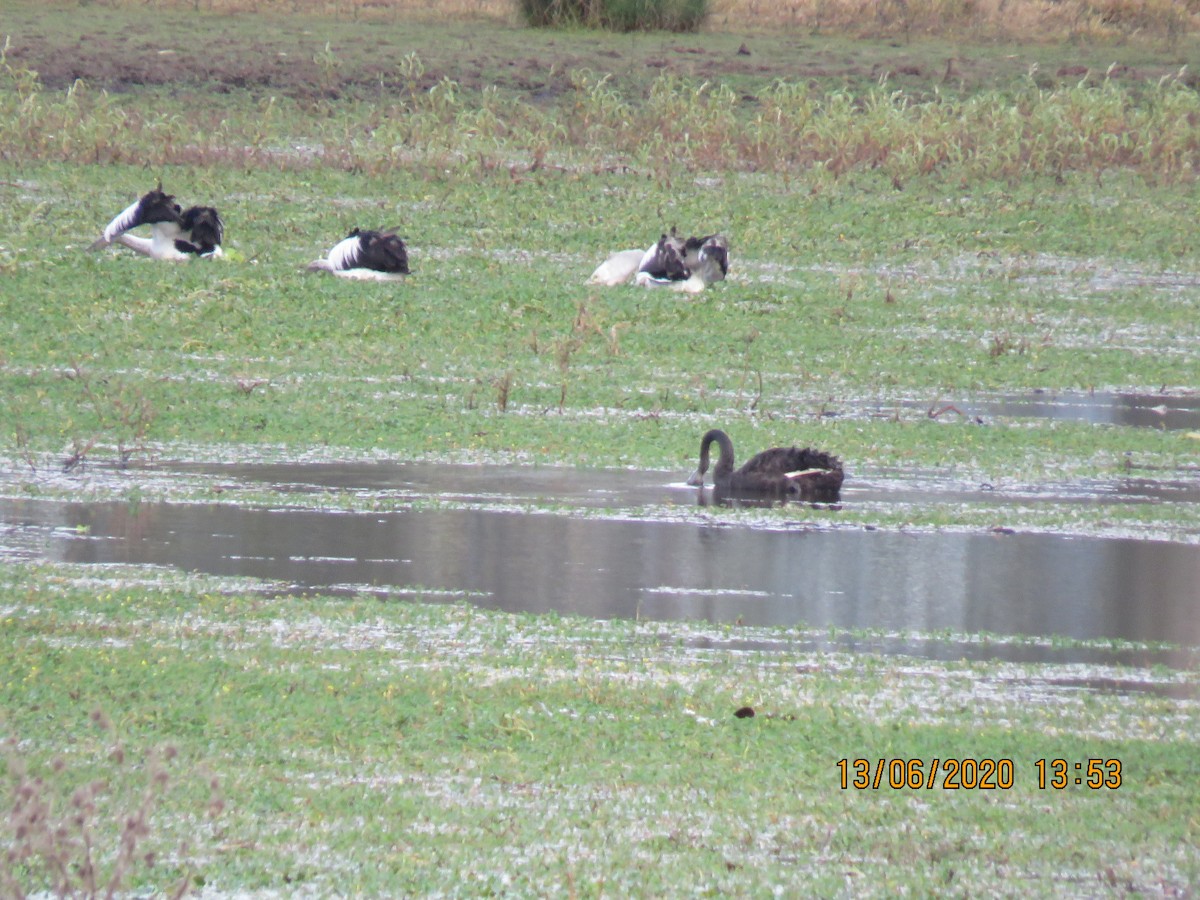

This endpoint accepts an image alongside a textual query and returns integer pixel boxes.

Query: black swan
[635,231,690,284]
[686,429,843,502]
[680,233,728,285]
[307,228,410,281]
[89,186,224,259]
[589,229,729,293]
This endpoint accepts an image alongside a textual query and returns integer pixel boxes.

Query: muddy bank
[4,5,1190,100]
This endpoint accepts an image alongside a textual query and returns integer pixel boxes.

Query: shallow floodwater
[2,461,1198,667]
[843,389,1200,431]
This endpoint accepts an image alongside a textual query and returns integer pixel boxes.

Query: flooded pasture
[838,388,1200,431]
[2,457,1198,669]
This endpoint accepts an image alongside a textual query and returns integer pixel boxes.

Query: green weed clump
[519,0,709,31]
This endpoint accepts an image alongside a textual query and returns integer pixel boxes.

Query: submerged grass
[1,562,1198,896]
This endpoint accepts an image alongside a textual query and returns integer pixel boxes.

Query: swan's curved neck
[699,430,735,478]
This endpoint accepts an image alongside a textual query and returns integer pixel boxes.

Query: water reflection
[3,485,1198,666]
[172,459,1200,510]
[842,389,1200,431]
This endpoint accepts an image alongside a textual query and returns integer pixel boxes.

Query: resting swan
[88,186,224,259]
[687,428,843,502]
[589,229,728,293]
[680,233,729,287]
[307,228,410,281]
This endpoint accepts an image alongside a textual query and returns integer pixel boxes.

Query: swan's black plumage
[351,229,410,274]
[682,234,729,283]
[89,186,225,258]
[311,227,410,277]
[176,206,224,256]
[89,188,182,250]
[687,428,843,501]
[637,231,689,283]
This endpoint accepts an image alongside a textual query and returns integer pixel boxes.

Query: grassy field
[3,162,1198,538]
[1,1,1199,895]
[2,565,1198,897]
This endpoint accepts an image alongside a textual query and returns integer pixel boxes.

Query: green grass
[1,7,1199,893]
[1,563,1198,896]
[2,164,1197,496]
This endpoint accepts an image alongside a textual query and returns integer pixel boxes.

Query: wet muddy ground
[5,4,1195,102]
[838,389,1200,433]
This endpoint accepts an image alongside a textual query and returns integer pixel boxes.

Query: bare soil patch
[4,3,1194,102]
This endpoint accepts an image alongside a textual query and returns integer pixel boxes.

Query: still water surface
[845,389,1200,431]
[3,461,1197,665]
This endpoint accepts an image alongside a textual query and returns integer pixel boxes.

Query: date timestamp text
[836,758,1123,790]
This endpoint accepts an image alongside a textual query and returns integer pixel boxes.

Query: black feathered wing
[729,446,844,501]
[358,230,410,274]
[176,206,224,256]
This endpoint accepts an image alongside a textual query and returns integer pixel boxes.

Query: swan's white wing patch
[333,267,406,282]
[784,468,828,479]
[635,271,706,293]
[327,235,363,271]
[102,198,146,243]
[114,233,154,256]
[637,242,660,271]
[589,249,643,285]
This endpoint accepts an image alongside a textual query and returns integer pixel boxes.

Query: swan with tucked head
[589,229,729,293]
[687,428,843,502]
[307,228,410,281]
[681,234,729,285]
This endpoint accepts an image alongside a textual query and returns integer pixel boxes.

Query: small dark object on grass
[734,706,756,718]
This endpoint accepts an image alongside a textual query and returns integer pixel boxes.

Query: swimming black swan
[686,429,843,502]
[307,228,410,281]
[89,186,224,259]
